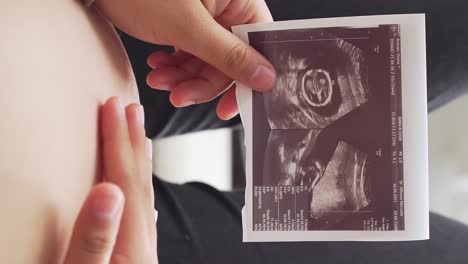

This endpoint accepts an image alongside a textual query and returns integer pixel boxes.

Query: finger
[100,98,157,262]
[168,0,273,110]
[217,85,239,120]
[124,104,147,159]
[170,65,234,107]
[246,0,273,23]
[214,0,272,118]
[147,51,173,68]
[171,2,277,91]
[125,104,152,183]
[100,97,134,185]
[201,0,230,17]
[125,104,155,230]
[64,183,124,264]
[146,138,153,161]
[153,208,159,259]
[146,56,207,90]
[146,66,190,90]
[215,0,259,27]
[147,50,193,69]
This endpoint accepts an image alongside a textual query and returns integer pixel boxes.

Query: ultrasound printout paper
[233,14,428,242]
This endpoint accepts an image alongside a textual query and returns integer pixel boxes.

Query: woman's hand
[90,0,276,120]
[64,97,157,263]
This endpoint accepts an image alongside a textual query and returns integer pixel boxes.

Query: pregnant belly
[1,1,139,262]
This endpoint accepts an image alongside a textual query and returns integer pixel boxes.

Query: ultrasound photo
[249,24,405,232]
[262,131,371,230]
[262,30,370,129]
[309,141,370,229]
[263,130,324,188]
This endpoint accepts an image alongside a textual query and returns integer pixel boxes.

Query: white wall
[152,128,233,191]
[429,94,468,224]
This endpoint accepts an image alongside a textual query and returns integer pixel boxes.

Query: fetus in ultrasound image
[263,34,370,129]
[309,141,371,229]
[263,131,371,230]
[250,25,405,231]
[263,130,326,188]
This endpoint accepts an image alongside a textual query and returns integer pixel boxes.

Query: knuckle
[81,233,113,255]
[224,43,250,70]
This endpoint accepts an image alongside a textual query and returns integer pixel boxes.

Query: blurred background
[152,94,468,225]
[428,94,468,225]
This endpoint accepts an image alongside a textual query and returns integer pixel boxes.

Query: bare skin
[0,0,274,262]
[92,0,276,119]
[64,98,157,264]
[1,1,139,262]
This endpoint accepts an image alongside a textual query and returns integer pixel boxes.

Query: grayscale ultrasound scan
[249,25,405,231]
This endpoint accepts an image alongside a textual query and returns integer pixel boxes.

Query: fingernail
[92,191,122,222]
[146,138,153,160]
[249,65,276,90]
[221,111,238,121]
[136,105,145,126]
[177,99,196,108]
[153,84,171,91]
[147,59,156,69]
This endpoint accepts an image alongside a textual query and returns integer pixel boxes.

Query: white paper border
[233,14,428,242]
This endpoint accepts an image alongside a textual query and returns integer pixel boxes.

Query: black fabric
[153,178,468,264]
[119,0,468,263]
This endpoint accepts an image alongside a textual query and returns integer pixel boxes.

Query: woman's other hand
[64,97,157,263]
[90,0,276,120]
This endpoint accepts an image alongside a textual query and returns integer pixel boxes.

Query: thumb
[172,4,277,91]
[64,183,124,264]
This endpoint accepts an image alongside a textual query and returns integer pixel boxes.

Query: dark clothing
[120,0,468,263]
[153,178,468,264]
